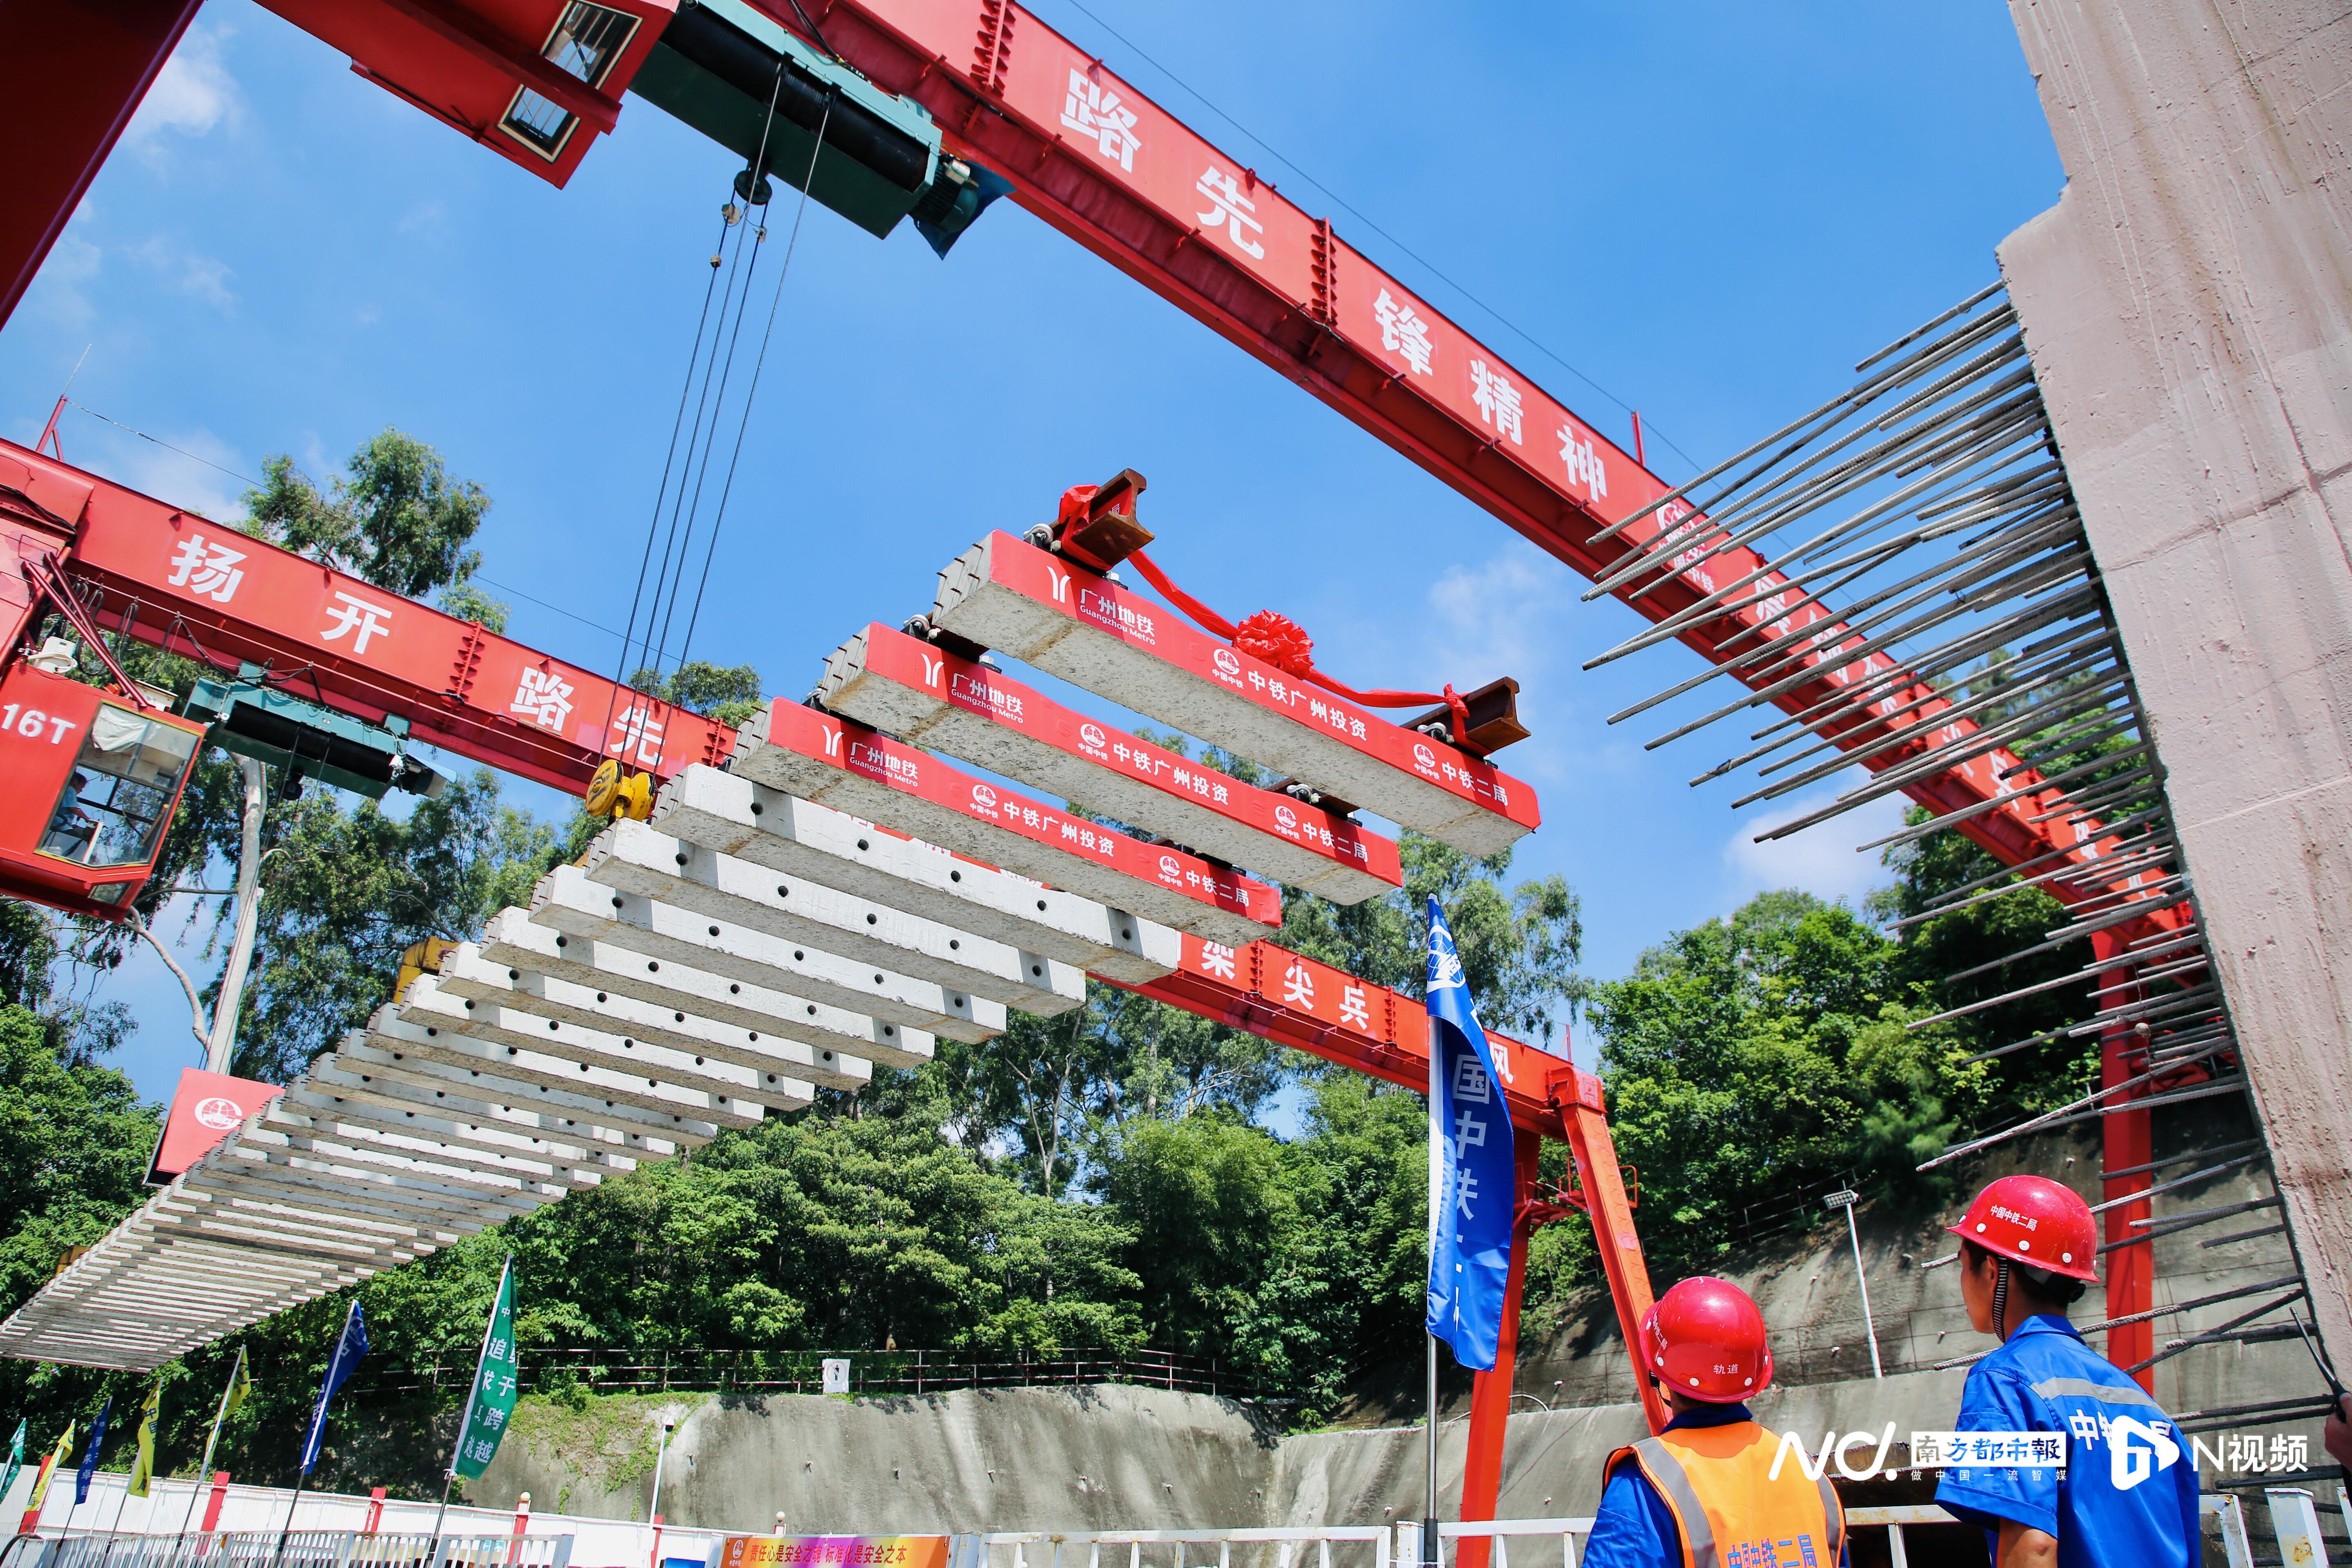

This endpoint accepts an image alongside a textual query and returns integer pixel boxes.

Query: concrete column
[1997,0,2352,1361]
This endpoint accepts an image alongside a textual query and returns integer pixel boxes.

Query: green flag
[450,1257,519,1480]
[126,1380,161,1499]
[0,1420,24,1512]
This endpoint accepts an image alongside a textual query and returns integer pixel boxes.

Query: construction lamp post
[1825,1189,1883,1379]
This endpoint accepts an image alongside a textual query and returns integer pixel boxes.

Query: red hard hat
[1640,1276,1773,1403]
[1948,1174,2099,1282]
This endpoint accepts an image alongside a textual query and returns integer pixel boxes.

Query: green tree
[1586,891,1988,1274]
[243,431,491,603]
[628,662,764,729]
[221,772,555,1082]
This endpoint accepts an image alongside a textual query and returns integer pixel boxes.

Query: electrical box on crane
[182,668,447,802]
[0,663,205,921]
[630,0,1009,253]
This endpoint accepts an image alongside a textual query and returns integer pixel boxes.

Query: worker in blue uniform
[1936,1174,2201,1568]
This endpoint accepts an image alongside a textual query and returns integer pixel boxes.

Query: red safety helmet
[1639,1276,1773,1403]
[1948,1174,2100,1282]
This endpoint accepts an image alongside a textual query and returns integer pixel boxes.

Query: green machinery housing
[185,668,446,800]
[633,0,1010,254]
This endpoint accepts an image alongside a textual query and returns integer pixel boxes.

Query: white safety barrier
[1395,1519,1593,1568]
[980,1528,1388,1568]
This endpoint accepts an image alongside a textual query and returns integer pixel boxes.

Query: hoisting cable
[674,94,837,677]
[600,202,737,736]
[636,181,775,697]
[639,68,797,722]
[601,62,791,754]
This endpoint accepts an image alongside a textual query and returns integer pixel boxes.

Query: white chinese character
[1195,165,1265,258]
[1452,1055,1491,1103]
[1557,424,1608,498]
[1470,360,1523,444]
[1282,960,1314,1008]
[607,702,665,767]
[510,668,574,732]
[321,590,393,654]
[1340,984,1370,1029]
[167,533,247,603]
[1452,1108,1486,1148]
[1060,68,1140,172]
[1454,1168,1480,1217]
[1200,942,1237,980]
[1373,288,1434,376]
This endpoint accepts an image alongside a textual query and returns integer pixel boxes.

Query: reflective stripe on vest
[1605,1422,1845,1568]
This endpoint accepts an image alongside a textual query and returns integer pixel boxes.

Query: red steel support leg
[0,0,204,330]
[2093,929,2155,1388]
[1552,1065,1670,1434]
[1458,1129,1541,1568]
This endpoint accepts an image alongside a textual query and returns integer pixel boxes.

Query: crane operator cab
[0,662,205,921]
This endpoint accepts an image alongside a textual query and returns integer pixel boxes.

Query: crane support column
[2094,929,2155,1387]
[0,0,202,325]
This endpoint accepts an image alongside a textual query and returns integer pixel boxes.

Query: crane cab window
[501,3,639,160]
[40,704,201,872]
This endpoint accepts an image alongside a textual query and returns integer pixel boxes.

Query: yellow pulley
[585,758,655,822]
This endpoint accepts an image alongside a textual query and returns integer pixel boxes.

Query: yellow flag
[222,1348,252,1420]
[24,1424,71,1511]
[127,1380,161,1499]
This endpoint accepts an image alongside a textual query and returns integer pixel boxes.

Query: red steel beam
[2,439,730,794]
[0,0,203,327]
[786,0,2174,922]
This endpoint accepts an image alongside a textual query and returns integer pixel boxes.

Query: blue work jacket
[1935,1314,2201,1568]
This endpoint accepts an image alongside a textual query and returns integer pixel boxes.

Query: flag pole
[1424,953,1443,1568]
[181,1346,246,1536]
[432,1253,516,1568]
[281,1300,365,1566]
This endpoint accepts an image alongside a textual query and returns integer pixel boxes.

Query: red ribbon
[1125,548,1470,737]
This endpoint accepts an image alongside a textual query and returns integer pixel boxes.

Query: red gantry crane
[0,0,2195,1480]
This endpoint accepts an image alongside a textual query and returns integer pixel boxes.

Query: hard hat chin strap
[1992,1258,2011,1340]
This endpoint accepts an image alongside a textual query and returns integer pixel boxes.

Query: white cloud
[1427,541,1572,681]
[31,223,101,327]
[123,22,241,156]
[131,235,236,312]
[1722,770,1909,911]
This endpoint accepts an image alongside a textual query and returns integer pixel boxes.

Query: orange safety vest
[1606,1421,1845,1568]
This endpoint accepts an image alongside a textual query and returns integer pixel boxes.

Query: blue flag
[1423,897,1516,1370]
[300,1300,369,1475]
[73,1396,111,1506]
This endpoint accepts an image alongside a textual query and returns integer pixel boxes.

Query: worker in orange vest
[1584,1276,1846,1568]
[1936,1174,2200,1568]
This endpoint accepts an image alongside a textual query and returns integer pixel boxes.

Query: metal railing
[354,1347,1255,1401]
[0,1532,574,1568]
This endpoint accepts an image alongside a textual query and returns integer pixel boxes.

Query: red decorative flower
[1234,610,1316,677]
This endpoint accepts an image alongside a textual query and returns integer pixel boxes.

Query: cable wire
[1040,0,1700,476]
[677,97,836,674]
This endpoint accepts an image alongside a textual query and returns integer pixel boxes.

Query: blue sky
[0,1,2065,1100]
